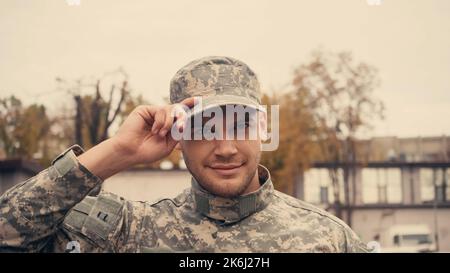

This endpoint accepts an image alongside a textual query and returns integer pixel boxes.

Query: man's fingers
[133,105,157,127]
[151,108,166,134]
[176,114,187,131]
[135,101,194,137]
[179,97,198,109]
[159,107,174,137]
[172,103,189,131]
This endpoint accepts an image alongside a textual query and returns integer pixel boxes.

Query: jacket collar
[190,165,274,224]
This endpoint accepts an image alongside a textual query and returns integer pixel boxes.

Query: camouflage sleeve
[0,145,103,252]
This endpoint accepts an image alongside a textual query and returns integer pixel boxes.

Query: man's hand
[112,97,195,164]
[78,97,196,180]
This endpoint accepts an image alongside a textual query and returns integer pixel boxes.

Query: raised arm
[0,98,194,252]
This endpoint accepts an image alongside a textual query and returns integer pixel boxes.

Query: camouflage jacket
[0,146,368,253]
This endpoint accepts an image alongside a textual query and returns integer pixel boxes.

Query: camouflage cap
[170,56,262,113]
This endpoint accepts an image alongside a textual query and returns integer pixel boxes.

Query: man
[0,56,368,253]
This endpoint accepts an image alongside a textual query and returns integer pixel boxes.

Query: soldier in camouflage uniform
[0,56,368,253]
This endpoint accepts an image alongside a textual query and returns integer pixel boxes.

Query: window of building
[419,168,449,203]
[446,169,450,202]
[304,168,344,205]
[362,169,378,204]
[303,168,323,204]
[320,186,329,204]
[362,168,402,204]
[435,168,445,203]
[378,184,387,203]
[386,169,402,203]
[420,168,437,203]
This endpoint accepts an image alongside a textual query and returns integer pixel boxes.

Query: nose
[213,140,238,159]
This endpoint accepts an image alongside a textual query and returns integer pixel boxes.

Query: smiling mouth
[207,163,244,176]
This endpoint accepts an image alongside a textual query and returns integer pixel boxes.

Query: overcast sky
[1,0,449,138]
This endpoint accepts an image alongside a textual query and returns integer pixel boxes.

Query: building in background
[297,135,450,251]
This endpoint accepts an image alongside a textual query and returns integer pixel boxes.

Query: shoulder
[272,190,348,229]
[271,190,368,252]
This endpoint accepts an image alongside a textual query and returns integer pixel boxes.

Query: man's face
[180,105,263,198]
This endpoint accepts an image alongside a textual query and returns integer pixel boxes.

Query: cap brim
[186,94,264,119]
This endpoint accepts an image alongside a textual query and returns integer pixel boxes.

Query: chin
[205,176,248,198]
[212,188,243,198]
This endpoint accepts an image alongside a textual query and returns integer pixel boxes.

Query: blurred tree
[0,96,52,164]
[291,50,384,224]
[56,68,132,149]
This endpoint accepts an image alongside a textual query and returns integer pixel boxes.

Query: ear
[175,142,182,150]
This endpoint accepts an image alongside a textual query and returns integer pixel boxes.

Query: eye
[235,121,249,130]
